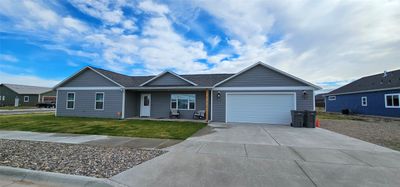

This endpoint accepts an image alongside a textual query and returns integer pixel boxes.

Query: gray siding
[124,90,139,118]
[62,69,119,87]
[0,85,40,106]
[146,73,192,86]
[212,90,314,122]
[218,65,307,87]
[56,90,123,118]
[125,91,211,119]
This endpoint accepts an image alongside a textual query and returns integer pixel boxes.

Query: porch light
[302,90,307,99]
[217,91,221,99]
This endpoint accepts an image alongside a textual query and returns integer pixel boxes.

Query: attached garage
[226,92,296,124]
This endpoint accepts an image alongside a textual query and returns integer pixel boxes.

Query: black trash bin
[291,110,304,127]
[304,110,316,128]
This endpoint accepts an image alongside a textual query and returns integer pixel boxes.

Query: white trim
[361,96,368,107]
[213,62,322,90]
[55,90,58,116]
[23,96,29,102]
[121,89,125,119]
[170,94,196,110]
[140,70,198,86]
[38,94,41,103]
[57,87,121,90]
[66,92,75,110]
[213,86,315,91]
[94,92,105,110]
[312,91,315,111]
[225,92,297,123]
[325,87,400,96]
[384,93,400,108]
[210,90,213,121]
[53,66,124,89]
[126,87,211,90]
[328,96,336,101]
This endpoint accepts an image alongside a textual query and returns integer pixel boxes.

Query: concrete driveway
[111,124,400,187]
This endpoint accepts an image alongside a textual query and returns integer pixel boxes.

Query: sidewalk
[0,130,181,149]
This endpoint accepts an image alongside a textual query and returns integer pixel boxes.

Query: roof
[55,62,318,89]
[90,66,233,87]
[213,62,322,89]
[1,83,51,94]
[327,69,400,95]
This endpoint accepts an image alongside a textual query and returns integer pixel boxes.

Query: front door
[14,97,19,107]
[140,94,151,117]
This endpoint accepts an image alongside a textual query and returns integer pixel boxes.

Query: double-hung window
[24,96,29,102]
[66,92,75,109]
[361,96,367,106]
[171,94,195,110]
[95,92,104,110]
[385,94,400,108]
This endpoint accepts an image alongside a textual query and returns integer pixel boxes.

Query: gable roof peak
[139,70,198,86]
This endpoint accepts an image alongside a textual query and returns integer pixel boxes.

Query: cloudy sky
[0,0,399,92]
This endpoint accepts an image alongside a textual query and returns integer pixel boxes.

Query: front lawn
[0,113,206,140]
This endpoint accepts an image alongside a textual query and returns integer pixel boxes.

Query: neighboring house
[0,83,56,107]
[315,93,325,108]
[325,69,400,117]
[54,62,321,124]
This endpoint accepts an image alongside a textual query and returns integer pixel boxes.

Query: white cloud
[68,0,126,24]
[0,71,60,87]
[0,54,18,62]
[62,16,89,33]
[67,61,79,67]
[192,0,400,86]
[138,0,169,15]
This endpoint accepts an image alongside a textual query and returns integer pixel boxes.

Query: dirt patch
[320,118,400,151]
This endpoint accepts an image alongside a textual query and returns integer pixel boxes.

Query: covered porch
[123,88,211,121]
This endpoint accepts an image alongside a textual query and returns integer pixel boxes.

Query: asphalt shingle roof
[1,83,51,94]
[90,66,234,87]
[328,69,400,95]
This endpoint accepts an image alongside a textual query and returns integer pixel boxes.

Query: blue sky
[0,0,399,92]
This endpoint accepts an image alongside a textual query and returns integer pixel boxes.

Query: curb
[0,166,127,187]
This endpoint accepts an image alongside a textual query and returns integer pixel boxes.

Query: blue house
[325,69,400,118]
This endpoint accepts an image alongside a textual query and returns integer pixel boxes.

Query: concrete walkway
[0,130,181,149]
[112,124,400,187]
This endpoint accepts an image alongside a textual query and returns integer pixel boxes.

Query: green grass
[0,113,206,140]
[0,106,37,110]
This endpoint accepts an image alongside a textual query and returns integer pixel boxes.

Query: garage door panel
[226,93,295,124]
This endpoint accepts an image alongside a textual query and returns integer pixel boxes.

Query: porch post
[205,89,209,122]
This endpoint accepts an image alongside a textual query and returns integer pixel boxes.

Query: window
[171,94,195,110]
[328,96,336,101]
[361,96,367,106]
[66,92,75,109]
[2,96,4,101]
[24,96,29,102]
[95,92,104,110]
[385,94,400,108]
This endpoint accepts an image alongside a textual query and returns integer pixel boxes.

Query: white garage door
[226,93,295,124]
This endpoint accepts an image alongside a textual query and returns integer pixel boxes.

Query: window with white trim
[95,92,104,110]
[361,96,367,106]
[328,96,336,101]
[2,96,5,101]
[385,94,400,108]
[24,96,29,102]
[66,92,75,109]
[171,94,195,110]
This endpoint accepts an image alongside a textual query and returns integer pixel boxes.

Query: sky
[0,0,399,92]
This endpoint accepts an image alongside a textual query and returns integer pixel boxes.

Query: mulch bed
[0,139,165,178]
